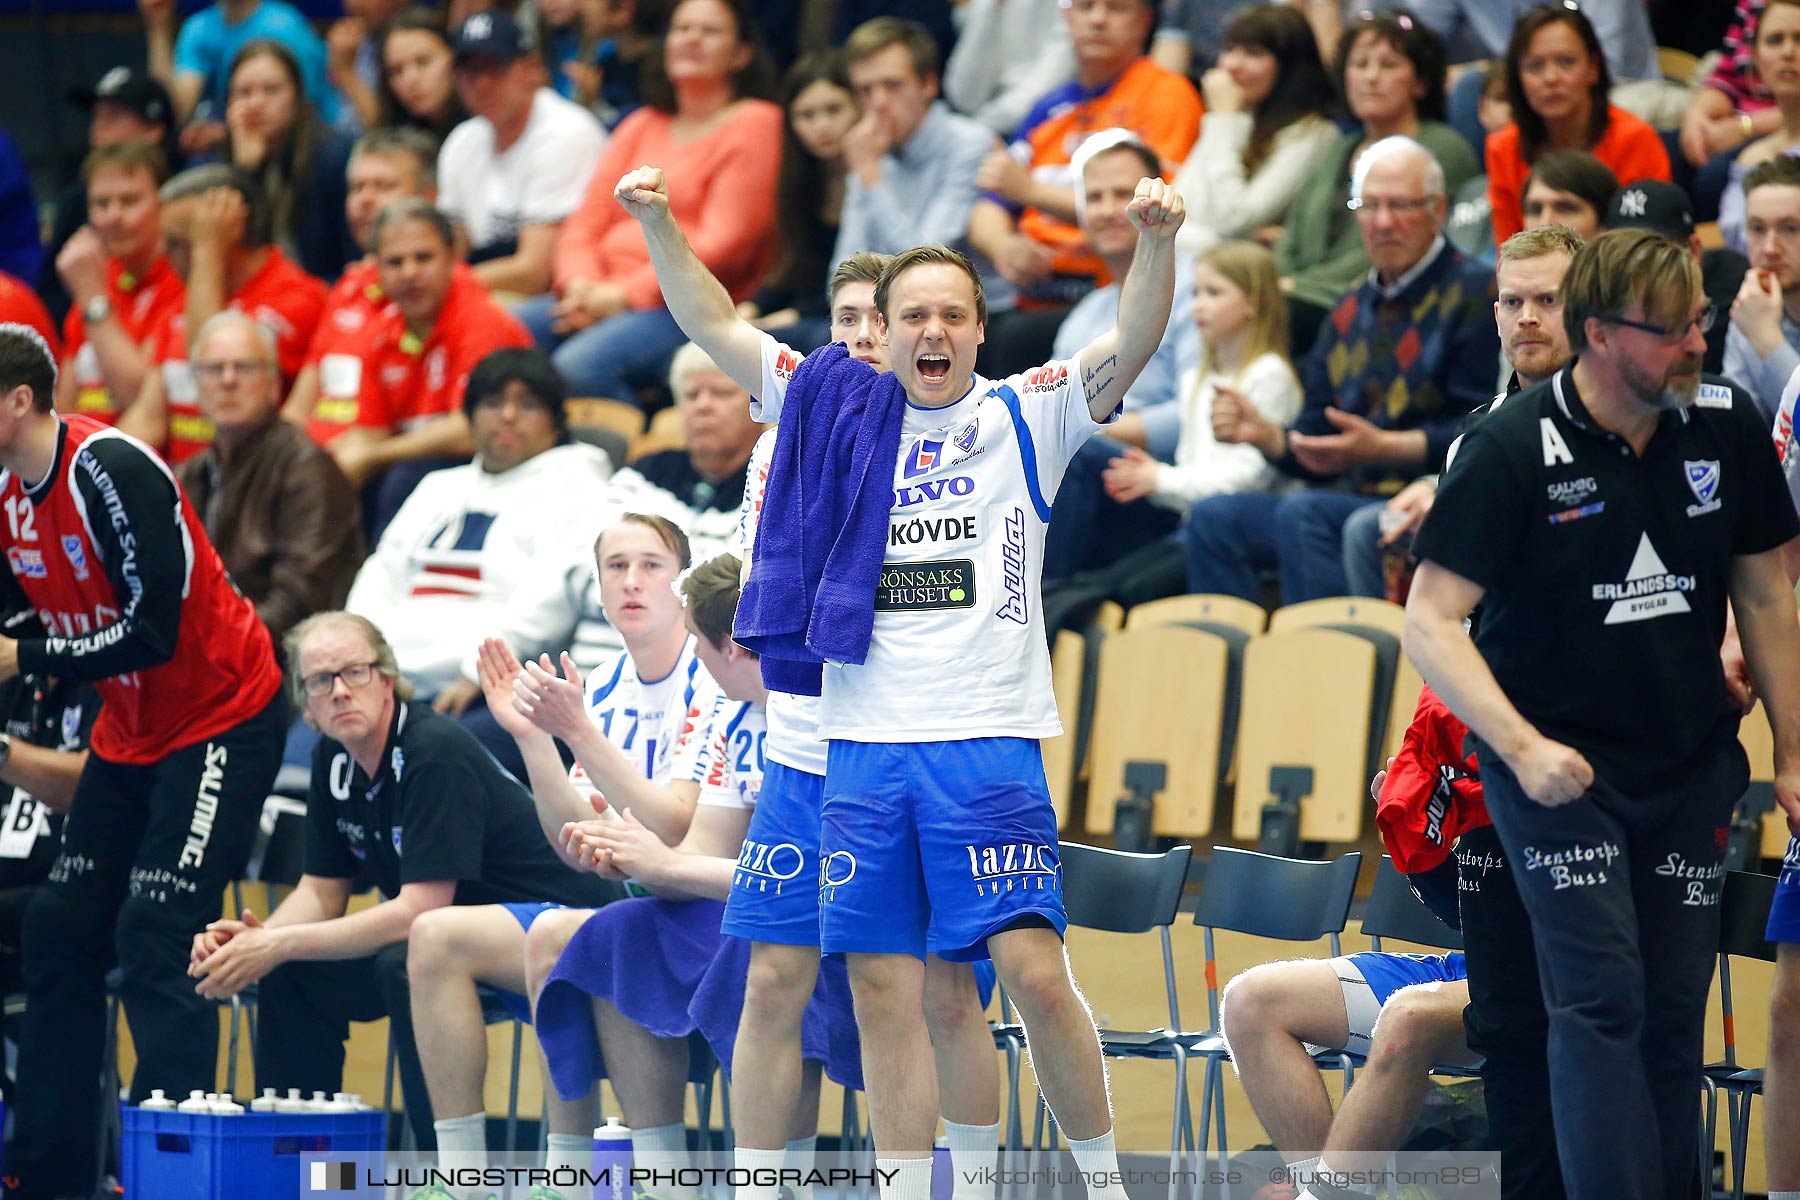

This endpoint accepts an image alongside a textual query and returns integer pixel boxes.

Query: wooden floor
[118,901,1779,1195]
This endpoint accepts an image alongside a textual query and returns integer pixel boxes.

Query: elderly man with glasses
[190,608,623,1153]
[176,310,364,650]
[1188,134,1499,604]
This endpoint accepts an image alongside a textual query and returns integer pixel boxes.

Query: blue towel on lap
[734,341,906,696]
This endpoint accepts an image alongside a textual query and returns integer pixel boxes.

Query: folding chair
[1702,870,1779,1200]
[1186,848,1364,1179]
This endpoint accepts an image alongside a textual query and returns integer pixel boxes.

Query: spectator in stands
[344,346,613,772]
[0,278,58,358]
[439,10,607,298]
[1343,223,1581,602]
[538,0,662,129]
[738,53,858,349]
[1678,0,1783,174]
[1518,149,1617,238]
[967,0,1201,373]
[1078,238,1302,598]
[0,607,98,1085]
[331,200,537,537]
[833,19,991,269]
[1278,11,1479,345]
[1485,5,1670,243]
[53,143,184,426]
[196,610,619,1150]
[224,40,359,281]
[1606,178,1748,378]
[1189,136,1497,603]
[128,164,327,465]
[377,8,469,144]
[1729,156,1800,416]
[178,312,363,650]
[941,0,1073,136]
[1042,131,1206,581]
[1171,5,1338,256]
[141,0,335,150]
[40,68,177,325]
[1720,0,1800,255]
[525,0,780,404]
[283,128,439,442]
[324,0,411,134]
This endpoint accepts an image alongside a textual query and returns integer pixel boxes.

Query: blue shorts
[721,760,824,946]
[1770,835,1800,944]
[820,738,1066,961]
[1330,951,1475,1065]
[485,901,561,1023]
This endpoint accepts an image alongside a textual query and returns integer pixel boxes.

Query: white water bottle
[207,1093,245,1115]
[138,1089,176,1112]
[275,1087,308,1114]
[250,1088,279,1113]
[175,1090,210,1114]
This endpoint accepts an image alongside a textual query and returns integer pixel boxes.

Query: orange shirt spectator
[0,273,61,358]
[553,99,783,307]
[356,267,531,433]
[984,57,1200,304]
[1487,106,1670,242]
[60,257,184,423]
[147,246,326,463]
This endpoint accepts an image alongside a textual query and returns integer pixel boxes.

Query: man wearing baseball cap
[437,10,605,300]
[39,68,178,324]
[1605,177,1747,376]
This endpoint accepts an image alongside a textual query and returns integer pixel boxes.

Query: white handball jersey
[755,334,1108,742]
[567,635,721,811]
[737,428,827,775]
[685,692,768,811]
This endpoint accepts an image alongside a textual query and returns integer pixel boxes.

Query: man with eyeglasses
[0,322,289,1200]
[190,609,621,1153]
[1603,177,1745,379]
[175,310,363,651]
[1194,135,1497,603]
[1403,227,1800,1199]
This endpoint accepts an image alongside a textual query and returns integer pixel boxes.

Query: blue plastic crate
[121,1107,384,1200]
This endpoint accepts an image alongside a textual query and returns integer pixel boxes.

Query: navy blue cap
[453,11,534,63]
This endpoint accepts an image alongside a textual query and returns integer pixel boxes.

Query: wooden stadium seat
[1387,653,1425,762]
[1232,629,1377,843]
[1086,625,1231,839]
[1657,46,1701,85]
[1738,702,1790,862]
[1268,595,1405,636]
[1126,593,1267,636]
[631,405,688,460]
[1042,629,1086,829]
[564,397,644,441]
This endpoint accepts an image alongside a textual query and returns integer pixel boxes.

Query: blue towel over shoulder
[733,341,907,696]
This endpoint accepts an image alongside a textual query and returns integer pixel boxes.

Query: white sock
[1285,1155,1319,1183]
[1065,1129,1128,1200]
[634,1123,699,1200]
[876,1157,933,1200]
[546,1131,592,1174]
[943,1119,1000,1200]
[1314,1157,1376,1196]
[432,1111,487,1197]
[734,1145,786,1200]
[785,1135,819,1200]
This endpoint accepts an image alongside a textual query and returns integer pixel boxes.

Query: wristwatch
[82,294,113,325]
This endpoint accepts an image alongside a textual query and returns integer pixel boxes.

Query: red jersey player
[0,324,287,1200]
